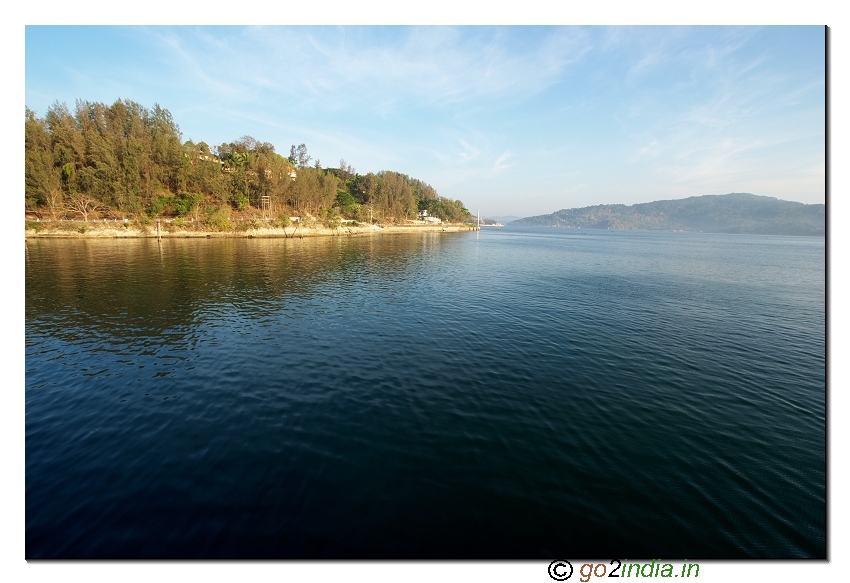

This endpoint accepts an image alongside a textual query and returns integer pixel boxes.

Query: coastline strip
[24,222,479,239]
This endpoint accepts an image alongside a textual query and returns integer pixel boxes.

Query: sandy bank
[24,221,479,239]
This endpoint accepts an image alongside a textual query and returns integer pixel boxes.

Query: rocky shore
[24,219,480,239]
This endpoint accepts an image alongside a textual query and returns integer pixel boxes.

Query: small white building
[418,209,441,224]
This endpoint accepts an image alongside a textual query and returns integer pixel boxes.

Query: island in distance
[510,193,824,236]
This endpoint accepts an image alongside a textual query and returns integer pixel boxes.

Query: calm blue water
[25,228,825,558]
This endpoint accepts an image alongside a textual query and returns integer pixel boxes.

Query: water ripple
[25,231,824,558]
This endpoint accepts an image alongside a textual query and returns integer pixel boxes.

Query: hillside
[25,99,471,226]
[511,193,824,236]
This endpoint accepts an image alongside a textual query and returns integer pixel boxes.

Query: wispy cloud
[25,25,823,214]
[145,26,593,117]
[145,28,248,99]
[492,151,513,171]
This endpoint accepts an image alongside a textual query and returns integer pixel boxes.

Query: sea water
[25,228,825,558]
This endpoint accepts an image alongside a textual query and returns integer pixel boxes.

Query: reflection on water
[27,234,453,336]
[26,230,825,558]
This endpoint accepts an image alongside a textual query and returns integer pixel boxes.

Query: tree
[294,143,311,169]
[24,100,472,228]
[322,207,341,232]
[67,193,102,222]
[236,135,258,152]
[25,109,63,217]
[337,159,355,182]
[376,171,416,222]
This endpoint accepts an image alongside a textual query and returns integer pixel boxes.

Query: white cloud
[144,26,594,119]
[492,151,514,171]
[28,25,822,214]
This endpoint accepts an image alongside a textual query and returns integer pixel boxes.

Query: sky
[24,25,825,218]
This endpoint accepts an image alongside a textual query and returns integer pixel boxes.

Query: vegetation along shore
[25,99,476,236]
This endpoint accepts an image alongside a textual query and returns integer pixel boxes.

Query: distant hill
[510,193,824,236]
[485,215,522,224]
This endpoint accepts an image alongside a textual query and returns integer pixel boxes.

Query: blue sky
[25,25,825,217]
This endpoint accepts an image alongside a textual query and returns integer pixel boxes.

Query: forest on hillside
[25,99,471,226]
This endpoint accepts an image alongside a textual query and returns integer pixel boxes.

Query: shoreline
[25,221,480,239]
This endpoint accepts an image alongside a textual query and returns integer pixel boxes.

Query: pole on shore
[156,219,161,241]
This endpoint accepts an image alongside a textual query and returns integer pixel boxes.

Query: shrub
[231,194,249,210]
[173,192,204,217]
[322,207,341,229]
[147,196,169,217]
[346,202,364,221]
[234,219,260,232]
[204,206,231,231]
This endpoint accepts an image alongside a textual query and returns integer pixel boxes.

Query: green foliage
[336,190,355,208]
[173,192,204,216]
[322,207,341,229]
[25,220,42,231]
[203,205,231,231]
[419,197,470,222]
[25,112,62,215]
[276,214,292,228]
[346,202,364,221]
[148,195,170,217]
[25,98,471,226]
[336,189,366,220]
[232,193,249,210]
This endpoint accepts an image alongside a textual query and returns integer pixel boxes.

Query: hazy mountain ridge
[511,193,824,236]
[484,215,522,224]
